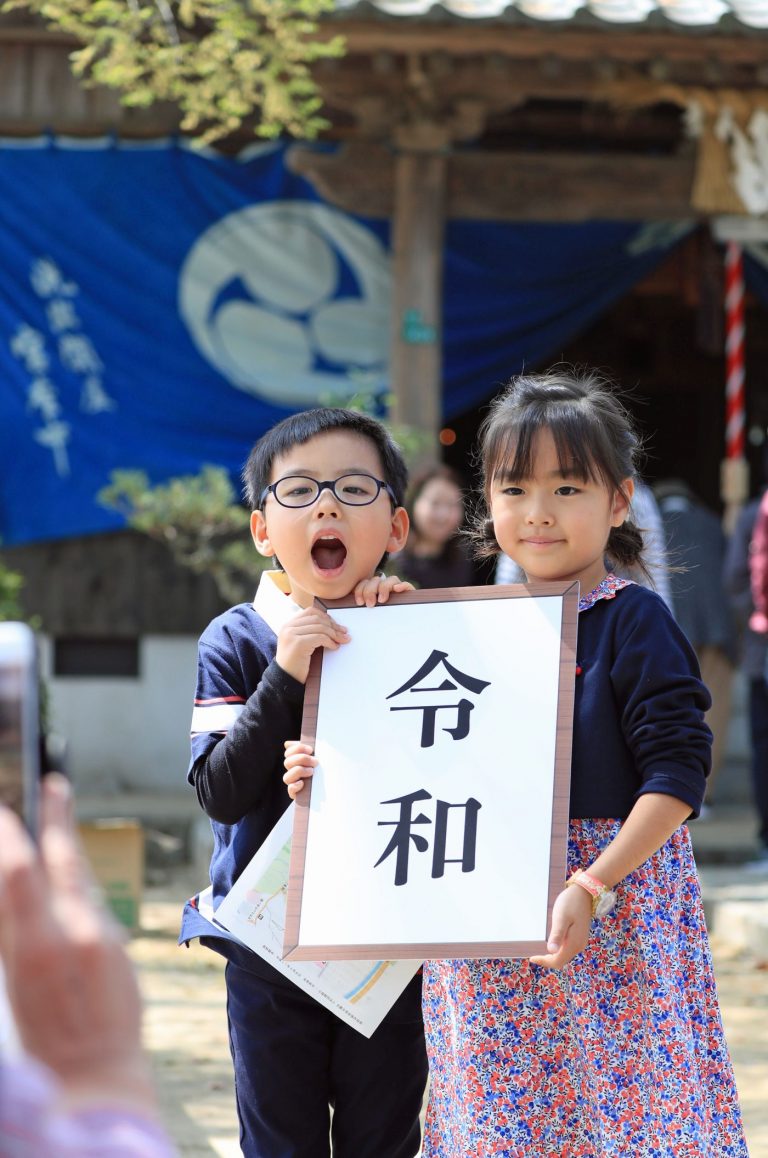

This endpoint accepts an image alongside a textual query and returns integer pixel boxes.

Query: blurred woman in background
[393,464,485,589]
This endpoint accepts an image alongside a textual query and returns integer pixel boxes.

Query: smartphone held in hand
[0,621,40,834]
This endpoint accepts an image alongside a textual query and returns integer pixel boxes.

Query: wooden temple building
[0,4,765,619]
[0,1,765,795]
[1,3,767,501]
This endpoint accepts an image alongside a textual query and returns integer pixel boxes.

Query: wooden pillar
[389,144,447,465]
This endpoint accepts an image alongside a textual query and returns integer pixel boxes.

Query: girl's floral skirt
[422,821,748,1157]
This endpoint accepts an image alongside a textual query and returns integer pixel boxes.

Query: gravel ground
[132,873,768,1158]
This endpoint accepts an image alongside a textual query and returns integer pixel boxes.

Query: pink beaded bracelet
[566,869,617,918]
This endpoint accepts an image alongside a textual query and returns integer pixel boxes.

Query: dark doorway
[444,230,768,512]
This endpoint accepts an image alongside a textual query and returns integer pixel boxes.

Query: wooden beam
[288,144,697,221]
[0,25,77,46]
[327,21,768,64]
[447,150,696,220]
[390,151,446,458]
[288,143,394,217]
[0,15,765,64]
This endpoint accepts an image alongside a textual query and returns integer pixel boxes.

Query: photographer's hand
[0,774,159,1118]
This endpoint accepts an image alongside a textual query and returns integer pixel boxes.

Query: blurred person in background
[394,464,487,589]
[740,476,768,869]
[655,479,737,808]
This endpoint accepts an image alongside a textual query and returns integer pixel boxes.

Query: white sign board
[284,584,578,961]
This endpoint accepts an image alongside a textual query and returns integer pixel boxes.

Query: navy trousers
[225,961,427,1158]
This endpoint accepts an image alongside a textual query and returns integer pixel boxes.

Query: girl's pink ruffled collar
[578,573,634,613]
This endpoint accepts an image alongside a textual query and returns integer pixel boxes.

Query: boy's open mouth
[311,536,347,572]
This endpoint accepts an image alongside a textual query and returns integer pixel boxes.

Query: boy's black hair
[242,408,408,510]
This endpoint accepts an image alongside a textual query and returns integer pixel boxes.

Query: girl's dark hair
[242,407,408,510]
[475,367,649,579]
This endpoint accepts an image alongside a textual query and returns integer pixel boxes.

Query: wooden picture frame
[284,582,578,961]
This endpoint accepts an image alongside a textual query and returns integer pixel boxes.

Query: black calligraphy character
[386,650,490,748]
[431,798,482,878]
[387,650,490,697]
[375,791,483,885]
[388,697,474,747]
[374,789,432,886]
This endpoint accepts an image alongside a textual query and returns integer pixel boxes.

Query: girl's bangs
[487,407,606,485]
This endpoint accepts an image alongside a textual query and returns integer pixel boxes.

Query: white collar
[253,570,304,635]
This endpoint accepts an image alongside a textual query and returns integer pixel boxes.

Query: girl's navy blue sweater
[570,583,710,818]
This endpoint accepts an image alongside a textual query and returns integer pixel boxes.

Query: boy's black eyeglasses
[259,474,396,509]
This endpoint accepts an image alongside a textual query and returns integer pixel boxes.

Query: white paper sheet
[212,805,422,1038]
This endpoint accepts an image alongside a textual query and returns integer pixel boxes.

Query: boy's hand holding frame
[276,574,414,685]
[276,607,350,685]
[352,574,415,608]
[283,574,415,793]
[284,740,317,799]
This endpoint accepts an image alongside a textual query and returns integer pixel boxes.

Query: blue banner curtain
[744,245,768,306]
[0,139,690,545]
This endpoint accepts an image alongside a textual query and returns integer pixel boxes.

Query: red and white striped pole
[722,240,749,532]
[725,242,746,460]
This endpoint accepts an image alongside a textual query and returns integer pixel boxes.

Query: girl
[394,464,480,589]
[421,369,748,1157]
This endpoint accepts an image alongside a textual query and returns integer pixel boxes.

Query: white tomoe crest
[178,201,391,406]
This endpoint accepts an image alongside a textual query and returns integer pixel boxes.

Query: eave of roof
[333,0,768,32]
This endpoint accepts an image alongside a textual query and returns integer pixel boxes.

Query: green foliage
[0,555,25,621]
[0,542,43,645]
[0,553,47,730]
[98,466,265,605]
[4,0,345,143]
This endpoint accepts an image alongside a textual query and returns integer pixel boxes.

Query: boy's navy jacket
[179,572,307,977]
[179,574,711,970]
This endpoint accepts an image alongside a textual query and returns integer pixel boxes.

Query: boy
[179,409,428,1158]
